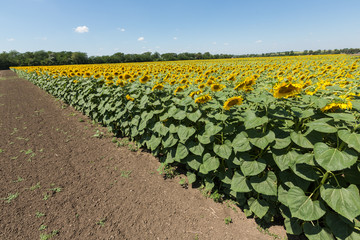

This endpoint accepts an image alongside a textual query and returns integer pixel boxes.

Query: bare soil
[0,70,287,240]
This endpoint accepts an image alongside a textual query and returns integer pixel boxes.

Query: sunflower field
[12,54,360,239]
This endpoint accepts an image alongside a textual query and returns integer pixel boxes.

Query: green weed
[224,217,232,225]
[96,218,107,227]
[2,192,19,203]
[30,182,41,191]
[39,230,59,240]
[13,176,24,183]
[35,211,45,218]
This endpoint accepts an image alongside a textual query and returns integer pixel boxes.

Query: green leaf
[287,186,326,221]
[290,131,314,149]
[202,153,220,172]
[240,158,267,176]
[149,135,161,151]
[214,141,232,159]
[186,156,202,171]
[204,123,223,136]
[187,110,202,122]
[325,212,358,240]
[187,172,196,184]
[314,142,358,171]
[177,125,196,143]
[154,123,169,136]
[249,198,269,219]
[303,222,333,240]
[338,130,360,153]
[291,163,319,182]
[248,130,275,149]
[272,136,291,149]
[173,110,187,120]
[214,113,228,121]
[197,134,213,145]
[175,143,189,160]
[162,134,178,148]
[326,112,356,122]
[272,149,299,171]
[250,171,277,196]
[188,141,204,156]
[244,112,269,129]
[284,217,303,235]
[306,120,337,133]
[231,171,251,193]
[320,184,360,222]
[232,132,251,152]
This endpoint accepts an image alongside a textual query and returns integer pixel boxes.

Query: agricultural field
[12,54,360,239]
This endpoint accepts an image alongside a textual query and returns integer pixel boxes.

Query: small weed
[16,136,29,141]
[256,226,283,239]
[39,230,59,240]
[96,218,107,227]
[120,170,132,178]
[179,178,188,189]
[25,149,33,155]
[69,112,76,116]
[35,211,45,218]
[0,148,4,153]
[93,130,104,138]
[39,149,44,153]
[43,193,50,200]
[30,182,41,191]
[10,156,18,160]
[78,118,85,122]
[111,137,117,143]
[39,224,47,231]
[10,128,18,135]
[13,176,24,183]
[158,164,178,179]
[128,144,138,152]
[2,192,19,203]
[194,234,199,240]
[75,213,79,218]
[49,187,62,193]
[224,217,232,225]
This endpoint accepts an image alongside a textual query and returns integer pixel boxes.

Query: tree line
[1,48,359,70]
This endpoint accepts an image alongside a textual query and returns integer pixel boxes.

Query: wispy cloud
[7,38,15,42]
[255,40,263,43]
[117,28,125,32]
[74,26,89,33]
[173,37,178,40]
[212,42,217,45]
[137,36,145,41]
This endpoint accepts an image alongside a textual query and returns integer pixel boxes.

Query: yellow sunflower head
[126,95,135,101]
[223,96,243,110]
[210,83,226,92]
[194,94,212,104]
[273,82,303,98]
[152,83,164,91]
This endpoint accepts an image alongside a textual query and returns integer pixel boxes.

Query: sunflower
[189,90,203,99]
[174,86,185,95]
[321,101,352,112]
[195,94,212,104]
[211,83,225,92]
[152,83,164,91]
[198,83,206,90]
[223,96,243,110]
[139,75,150,84]
[94,73,101,79]
[273,82,303,98]
[116,80,126,87]
[126,95,135,101]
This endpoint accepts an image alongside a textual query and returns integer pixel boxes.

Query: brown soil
[0,70,287,240]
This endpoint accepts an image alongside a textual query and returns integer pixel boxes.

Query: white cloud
[212,42,217,45]
[7,38,15,42]
[117,28,125,32]
[255,40,263,44]
[138,36,145,41]
[74,26,89,33]
[173,37,178,40]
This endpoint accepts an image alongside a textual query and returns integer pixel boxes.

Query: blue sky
[1,0,359,56]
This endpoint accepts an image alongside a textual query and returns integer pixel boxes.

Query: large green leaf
[306,120,337,133]
[291,163,319,182]
[314,142,358,171]
[320,184,360,221]
[248,198,269,219]
[204,123,223,136]
[177,125,196,143]
[303,222,334,240]
[201,153,219,172]
[272,136,291,149]
[244,112,269,130]
[290,131,314,149]
[187,172,197,184]
[272,149,299,171]
[187,110,202,122]
[338,130,360,153]
[250,171,277,196]
[186,156,202,171]
[162,133,178,148]
[148,135,162,151]
[188,141,204,156]
[231,171,251,193]
[240,158,267,176]
[197,133,214,145]
[214,141,232,159]
[326,113,356,122]
[173,110,187,120]
[248,130,275,149]
[287,186,326,221]
[325,212,358,240]
[232,132,251,152]
[175,143,189,160]
[284,216,303,235]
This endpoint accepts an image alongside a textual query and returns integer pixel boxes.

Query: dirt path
[0,70,286,240]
